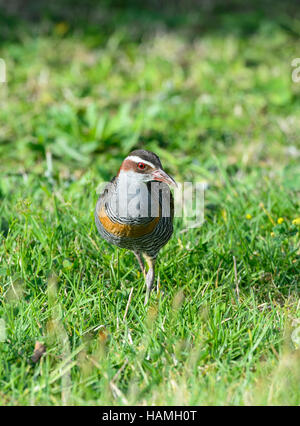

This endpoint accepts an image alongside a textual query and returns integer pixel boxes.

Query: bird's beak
[151,169,177,187]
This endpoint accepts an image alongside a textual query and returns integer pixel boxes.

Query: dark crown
[129,149,162,169]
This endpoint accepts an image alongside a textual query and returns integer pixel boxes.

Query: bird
[95,149,177,304]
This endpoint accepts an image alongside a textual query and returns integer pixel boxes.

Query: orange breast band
[98,206,160,238]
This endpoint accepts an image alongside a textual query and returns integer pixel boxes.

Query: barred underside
[95,177,174,258]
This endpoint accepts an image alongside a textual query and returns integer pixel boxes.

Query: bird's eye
[137,162,146,170]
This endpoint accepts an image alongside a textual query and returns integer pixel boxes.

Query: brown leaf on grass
[98,328,108,344]
[31,341,46,363]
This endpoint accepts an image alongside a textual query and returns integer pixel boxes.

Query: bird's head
[117,149,177,187]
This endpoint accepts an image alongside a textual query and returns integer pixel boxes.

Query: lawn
[0,0,300,405]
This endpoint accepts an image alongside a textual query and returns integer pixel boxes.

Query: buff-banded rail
[95,149,176,304]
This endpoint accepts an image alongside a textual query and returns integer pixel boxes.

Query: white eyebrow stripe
[126,156,155,168]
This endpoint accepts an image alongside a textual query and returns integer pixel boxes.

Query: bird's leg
[143,255,156,305]
[134,251,145,276]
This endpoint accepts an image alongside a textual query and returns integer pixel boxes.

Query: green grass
[0,0,300,405]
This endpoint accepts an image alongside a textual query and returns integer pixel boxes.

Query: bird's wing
[157,182,174,219]
[170,188,174,219]
[96,176,117,212]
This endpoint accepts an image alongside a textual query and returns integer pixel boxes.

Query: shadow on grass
[0,0,300,44]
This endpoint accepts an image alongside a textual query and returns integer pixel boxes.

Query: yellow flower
[54,22,69,36]
[245,214,252,220]
[292,217,300,225]
[270,232,275,237]
[221,209,227,223]
[277,217,284,224]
